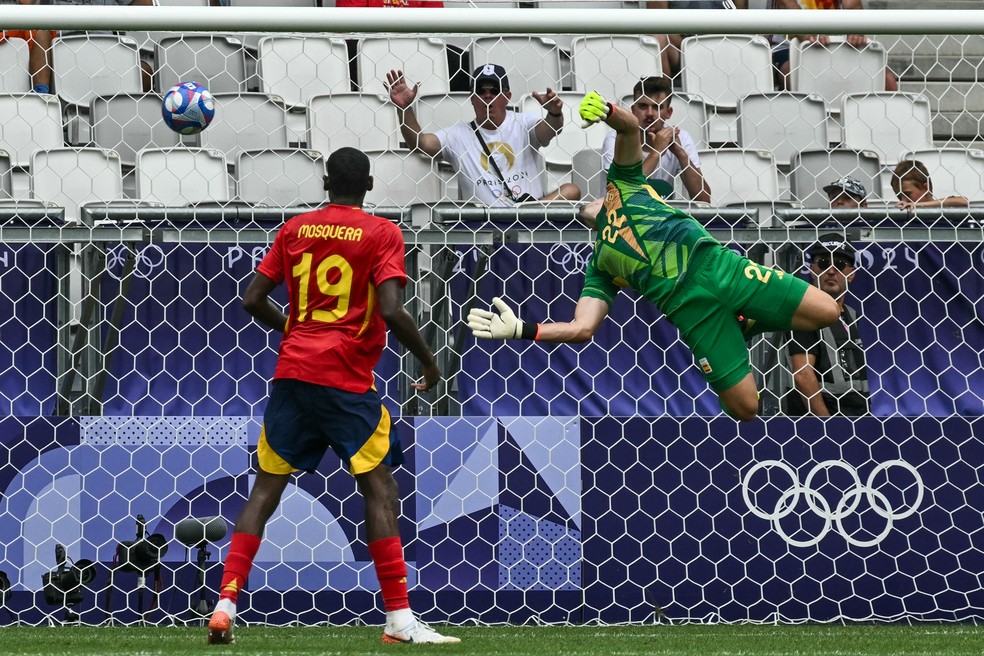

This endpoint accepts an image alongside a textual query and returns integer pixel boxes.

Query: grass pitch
[0,624,981,656]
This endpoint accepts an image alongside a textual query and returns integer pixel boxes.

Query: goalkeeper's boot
[207,608,235,645]
[382,619,461,644]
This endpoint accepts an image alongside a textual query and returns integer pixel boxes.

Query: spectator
[768,0,898,93]
[786,232,870,416]
[2,0,53,94]
[824,176,868,208]
[891,159,969,211]
[600,76,710,204]
[387,64,582,206]
[647,0,747,83]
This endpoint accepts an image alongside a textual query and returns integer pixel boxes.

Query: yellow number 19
[291,252,354,323]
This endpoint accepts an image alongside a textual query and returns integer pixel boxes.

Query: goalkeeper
[468,91,840,421]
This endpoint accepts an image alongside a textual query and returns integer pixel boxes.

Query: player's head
[631,76,673,132]
[808,232,856,298]
[823,177,868,209]
[471,64,512,126]
[891,159,933,203]
[324,147,373,202]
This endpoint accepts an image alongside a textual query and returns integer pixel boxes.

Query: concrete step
[879,0,984,9]
[901,81,984,113]
[883,35,984,59]
[892,55,984,83]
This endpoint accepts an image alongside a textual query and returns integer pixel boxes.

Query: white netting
[0,1,983,627]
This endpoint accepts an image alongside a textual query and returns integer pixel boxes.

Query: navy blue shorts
[259,378,403,475]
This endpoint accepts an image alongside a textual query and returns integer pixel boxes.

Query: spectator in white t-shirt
[600,76,710,204]
[386,64,582,207]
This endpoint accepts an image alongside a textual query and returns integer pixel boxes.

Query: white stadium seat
[693,148,780,207]
[363,150,445,207]
[840,92,934,166]
[569,35,663,100]
[237,148,327,207]
[898,148,984,202]
[199,93,290,165]
[788,147,883,208]
[471,37,563,100]
[0,38,32,94]
[136,147,230,206]
[789,36,888,109]
[31,148,124,223]
[307,93,401,155]
[52,34,144,108]
[257,36,351,109]
[357,37,450,96]
[90,94,182,168]
[157,35,248,94]
[737,92,829,168]
[0,94,64,169]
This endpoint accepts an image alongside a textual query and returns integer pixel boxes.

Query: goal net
[0,1,982,627]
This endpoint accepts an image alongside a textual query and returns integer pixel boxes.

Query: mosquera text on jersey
[256,204,407,393]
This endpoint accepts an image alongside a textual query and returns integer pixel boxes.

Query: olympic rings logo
[105,244,165,280]
[547,243,592,275]
[741,460,924,548]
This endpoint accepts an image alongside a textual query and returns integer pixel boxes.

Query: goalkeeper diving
[467,91,840,421]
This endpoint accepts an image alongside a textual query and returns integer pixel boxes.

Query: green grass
[0,624,982,656]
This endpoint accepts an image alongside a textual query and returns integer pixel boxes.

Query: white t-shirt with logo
[434,111,546,207]
[600,128,702,199]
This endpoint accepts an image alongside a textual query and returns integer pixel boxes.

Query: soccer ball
[161,81,215,135]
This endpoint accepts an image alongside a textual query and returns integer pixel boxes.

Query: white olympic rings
[741,459,924,548]
[105,244,166,280]
[547,243,592,275]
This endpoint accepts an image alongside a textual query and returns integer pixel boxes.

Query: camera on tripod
[115,515,168,573]
[41,544,96,622]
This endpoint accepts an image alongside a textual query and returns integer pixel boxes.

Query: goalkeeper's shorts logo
[699,357,712,374]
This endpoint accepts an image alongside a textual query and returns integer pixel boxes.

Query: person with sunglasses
[785,233,870,416]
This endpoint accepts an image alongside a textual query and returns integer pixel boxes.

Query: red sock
[218,532,261,604]
[368,536,409,612]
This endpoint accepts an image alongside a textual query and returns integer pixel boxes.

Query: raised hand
[467,297,524,340]
[579,90,610,128]
[385,69,419,109]
[532,88,563,116]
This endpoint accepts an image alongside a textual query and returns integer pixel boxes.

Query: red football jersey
[257,204,407,393]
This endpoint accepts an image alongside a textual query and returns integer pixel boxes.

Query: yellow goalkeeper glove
[579,91,611,128]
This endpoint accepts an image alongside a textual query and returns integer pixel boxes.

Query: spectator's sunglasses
[812,254,853,272]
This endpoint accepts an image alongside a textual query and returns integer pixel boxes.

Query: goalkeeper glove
[467,297,538,340]
[579,91,612,128]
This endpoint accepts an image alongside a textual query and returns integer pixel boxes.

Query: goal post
[0,3,982,628]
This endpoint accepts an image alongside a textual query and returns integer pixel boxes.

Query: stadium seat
[471,37,563,100]
[0,94,64,169]
[256,36,350,109]
[157,34,248,94]
[0,152,12,200]
[0,38,31,93]
[357,37,451,96]
[414,92,473,134]
[199,93,290,165]
[737,92,828,168]
[518,91,609,168]
[680,34,773,144]
[840,92,934,166]
[307,93,401,155]
[363,149,445,208]
[30,148,124,223]
[788,147,883,208]
[90,94,182,168]
[136,147,230,206]
[788,36,888,110]
[691,148,781,207]
[236,148,327,208]
[51,34,144,108]
[681,34,773,110]
[621,91,710,150]
[571,147,605,201]
[898,148,984,202]
[569,35,663,100]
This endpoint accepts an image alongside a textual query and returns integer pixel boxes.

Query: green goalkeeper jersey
[581,159,716,309]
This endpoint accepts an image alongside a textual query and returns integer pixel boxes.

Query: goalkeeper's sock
[368,536,410,613]
[218,532,261,604]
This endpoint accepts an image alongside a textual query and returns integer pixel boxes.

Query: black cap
[472,64,509,92]
[809,232,856,259]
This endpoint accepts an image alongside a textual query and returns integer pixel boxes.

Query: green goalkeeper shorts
[664,242,810,393]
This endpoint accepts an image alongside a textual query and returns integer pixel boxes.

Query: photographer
[387,63,581,206]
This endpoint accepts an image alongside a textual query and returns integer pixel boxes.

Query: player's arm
[468,296,609,344]
[579,91,642,167]
[789,351,832,416]
[242,272,288,333]
[377,277,441,391]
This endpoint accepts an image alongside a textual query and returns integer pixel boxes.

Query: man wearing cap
[786,233,870,416]
[386,64,581,206]
[824,177,868,209]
